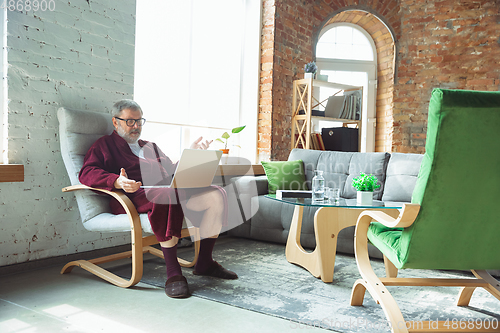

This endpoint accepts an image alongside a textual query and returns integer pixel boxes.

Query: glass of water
[323,187,330,200]
[329,188,340,203]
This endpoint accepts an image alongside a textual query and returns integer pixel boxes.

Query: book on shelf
[310,133,319,150]
[350,95,356,120]
[338,94,361,120]
[315,133,325,150]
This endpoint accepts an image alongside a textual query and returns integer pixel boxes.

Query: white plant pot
[357,191,373,205]
[304,72,314,79]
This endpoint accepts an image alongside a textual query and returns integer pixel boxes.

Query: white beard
[116,124,141,144]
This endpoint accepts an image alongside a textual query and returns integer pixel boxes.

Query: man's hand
[114,168,142,193]
[190,136,213,150]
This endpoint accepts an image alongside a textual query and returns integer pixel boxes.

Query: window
[316,23,377,152]
[317,25,374,61]
[134,0,261,162]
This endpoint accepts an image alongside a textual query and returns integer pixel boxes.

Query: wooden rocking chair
[58,107,199,288]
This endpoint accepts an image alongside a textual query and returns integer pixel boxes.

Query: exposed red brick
[257,0,500,160]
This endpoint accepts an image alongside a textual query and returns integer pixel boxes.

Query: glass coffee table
[265,194,403,283]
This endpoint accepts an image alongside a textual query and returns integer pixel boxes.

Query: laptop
[141,149,223,189]
[324,95,345,119]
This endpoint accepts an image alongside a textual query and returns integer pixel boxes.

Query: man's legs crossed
[161,187,236,298]
[185,188,237,279]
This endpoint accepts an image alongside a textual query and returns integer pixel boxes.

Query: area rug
[110,237,500,332]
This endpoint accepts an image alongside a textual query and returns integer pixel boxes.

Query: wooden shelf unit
[291,78,362,150]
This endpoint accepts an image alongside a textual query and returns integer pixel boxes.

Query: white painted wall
[0,0,137,266]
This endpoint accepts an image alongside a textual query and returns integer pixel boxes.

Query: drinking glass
[329,188,340,203]
[323,187,330,200]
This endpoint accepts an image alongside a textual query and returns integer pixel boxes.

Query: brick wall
[258,0,500,160]
[393,0,500,153]
[258,0,276,160]
[0,0,136,266]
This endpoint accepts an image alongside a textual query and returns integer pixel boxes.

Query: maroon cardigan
[79,131,185,242]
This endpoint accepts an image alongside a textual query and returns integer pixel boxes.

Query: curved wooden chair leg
[350,279,367,306]
[472,270,500,301]
[384,255,398,278]
[353,214,409,333]
[61,258,142,288]
[60,245,144,288]
[457,286,476,306]
[178,227,200,268]
[456,270,500,307]
[60,185,145,288]
[457,271,500,307]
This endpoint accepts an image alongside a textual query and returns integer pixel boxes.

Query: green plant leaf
[232,125,246,134]
[352,172,379,191]
[221,132,230,139]
[215,138,224,143]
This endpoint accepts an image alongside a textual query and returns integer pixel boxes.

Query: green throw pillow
[261,160,307,194]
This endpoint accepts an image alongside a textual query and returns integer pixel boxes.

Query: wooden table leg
[285,205,401,283]
[286,205,321,278]
[314,207,341,283]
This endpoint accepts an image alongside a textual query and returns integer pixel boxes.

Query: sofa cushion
[261,160,307,194]
[288,149,323,184]
[343,152,390,200]
[315,151,354,197]
[382,153,423,202]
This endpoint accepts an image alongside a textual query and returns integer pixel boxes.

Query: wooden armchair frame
[60,184,200,288]
[350,204,500,333]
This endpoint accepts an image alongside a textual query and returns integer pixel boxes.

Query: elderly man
[79,99,237,299]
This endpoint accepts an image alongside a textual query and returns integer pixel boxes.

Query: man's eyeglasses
[115,117,146,127]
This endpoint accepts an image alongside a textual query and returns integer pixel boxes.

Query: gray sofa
[229,148,423,259]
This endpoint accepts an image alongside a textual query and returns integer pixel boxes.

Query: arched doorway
[316,10,396,152]
[316,23,377,152]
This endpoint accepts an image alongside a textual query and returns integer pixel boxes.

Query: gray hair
[111,99,143,117]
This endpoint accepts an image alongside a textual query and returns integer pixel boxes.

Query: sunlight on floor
[0,318,34,333]
[0,303,149,333]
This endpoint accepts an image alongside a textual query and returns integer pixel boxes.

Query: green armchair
[350,89,500,332]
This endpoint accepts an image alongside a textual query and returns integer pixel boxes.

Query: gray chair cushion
[382,153,423,202]
[58,107,169,234]
[58,108,114,187]
[58,108,115,224]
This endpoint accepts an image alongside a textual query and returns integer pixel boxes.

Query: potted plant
[352,172,380,205]
[215,125,246,155]
[304,61,317,79]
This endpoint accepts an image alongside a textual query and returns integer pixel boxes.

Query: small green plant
[304,61,317,74]
[352,172,380,192]
[215,125,246,150]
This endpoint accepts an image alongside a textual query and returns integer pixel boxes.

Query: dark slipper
[193,261,238,280]
[165,275,190,298]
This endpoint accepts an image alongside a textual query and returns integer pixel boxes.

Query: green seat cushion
[261,160,307,194]
[368,222,405,268]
